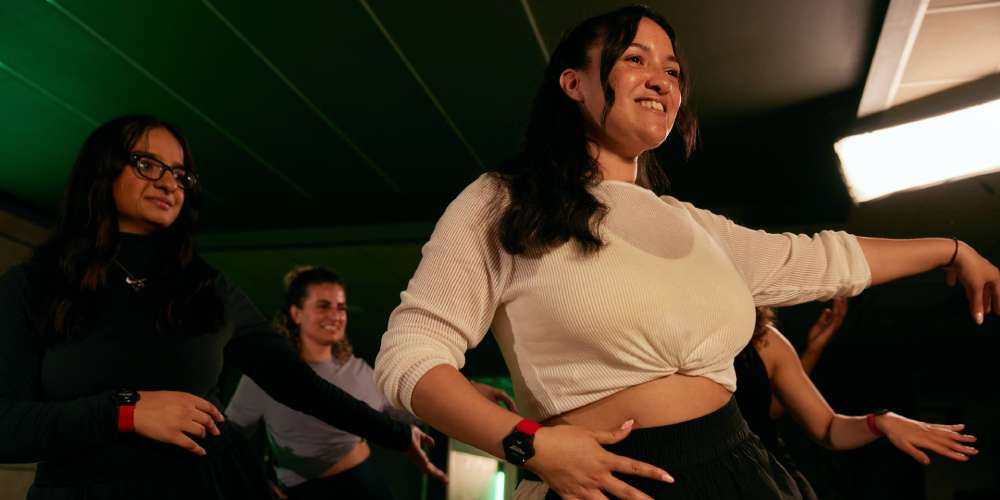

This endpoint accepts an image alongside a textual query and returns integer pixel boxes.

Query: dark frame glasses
[128,153,199,190]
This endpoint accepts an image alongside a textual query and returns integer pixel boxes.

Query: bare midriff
[317,440,371,478]
[543,374,732,431]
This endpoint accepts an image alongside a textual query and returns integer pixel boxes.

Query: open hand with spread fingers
[806,297,848,352]
[875,412,978,464]
[406,425,449,484]
[133,390,225,456]
[527,420,674,500]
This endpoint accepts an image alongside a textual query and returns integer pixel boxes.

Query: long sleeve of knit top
[375,175,871,421]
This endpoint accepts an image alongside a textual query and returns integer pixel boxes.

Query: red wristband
[866,413,884,437]
[117,405,136,433]
[515,419,542,436]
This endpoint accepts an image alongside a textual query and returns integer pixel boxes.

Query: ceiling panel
[901,6,1000,82]
[0,0,315,219]
[52,0,398,197]
[201,0,482,194]
[929,0,1000,7]
[893,80,967,104]
[364,0,547,170]
[0,70,92,207]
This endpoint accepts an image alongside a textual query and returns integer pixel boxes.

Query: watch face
[114,389,140,405]
[503,431,535,466]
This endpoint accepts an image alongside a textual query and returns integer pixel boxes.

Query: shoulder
[657,195,734,227]
[432,174,510,243]
[447,174,509,216]
[350,355,374,369]
[463,173,508,197]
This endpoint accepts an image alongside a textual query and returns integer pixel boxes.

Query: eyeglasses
[128,153,199,190]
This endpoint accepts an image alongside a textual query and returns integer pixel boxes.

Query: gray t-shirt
[226,356,415,487]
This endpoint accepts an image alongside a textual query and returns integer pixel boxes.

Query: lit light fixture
[834,97,1000,202]
[493,469,505,500]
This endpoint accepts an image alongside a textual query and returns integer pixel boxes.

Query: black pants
[285,459,393,500]
[28,423,275,500]
[527,397,803,499]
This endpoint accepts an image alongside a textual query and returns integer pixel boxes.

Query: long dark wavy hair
[491,5,698,255]
[274,266,353,362]
[31,114,223,338]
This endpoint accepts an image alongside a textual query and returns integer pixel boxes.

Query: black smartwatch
[503,419,542,466]
[112,388,140,406]
[113,389,141,433]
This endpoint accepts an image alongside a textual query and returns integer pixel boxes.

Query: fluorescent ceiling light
[834,97,1000,202]
[493,469,505,500]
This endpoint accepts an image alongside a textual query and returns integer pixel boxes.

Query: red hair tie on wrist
[866,410,889,437]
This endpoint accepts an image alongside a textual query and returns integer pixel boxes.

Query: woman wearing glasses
[0,115,441,499]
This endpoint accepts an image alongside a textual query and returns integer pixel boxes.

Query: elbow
[373,350,403,411]
[814,418,837,449]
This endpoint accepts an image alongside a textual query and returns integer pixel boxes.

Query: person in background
[227,266,514,499]
[373,6,1000,499]
[735,301,978,499]
[0,115,439,499]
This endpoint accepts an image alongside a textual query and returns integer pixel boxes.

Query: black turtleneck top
[0,233,411,487]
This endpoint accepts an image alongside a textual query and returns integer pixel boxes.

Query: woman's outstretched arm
[759,327,978,462]
[857,237,999,324]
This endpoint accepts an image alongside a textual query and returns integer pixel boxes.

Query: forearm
[410,364,521,458]
[227,334,411,450]
[799,346,824,375]
[857,237,955,286]
[825,414,879,450]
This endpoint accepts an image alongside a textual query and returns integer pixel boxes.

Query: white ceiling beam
[857,0,930,117]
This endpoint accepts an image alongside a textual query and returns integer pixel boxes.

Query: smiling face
[564,17,682,159]
[112,127,186,234]
[291,282,348,349]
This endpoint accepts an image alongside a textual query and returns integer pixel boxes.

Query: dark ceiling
[0,0,887,231]
[1,0,899,354]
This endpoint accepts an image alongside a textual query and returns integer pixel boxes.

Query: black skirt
[525,397,803,499]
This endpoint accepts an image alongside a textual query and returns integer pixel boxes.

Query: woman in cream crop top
[375,6,1000,499]
[376,174,871,422]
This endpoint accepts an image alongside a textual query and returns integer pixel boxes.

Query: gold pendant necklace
[113,258,148,292]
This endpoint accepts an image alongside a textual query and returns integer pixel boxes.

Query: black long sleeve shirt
[0,234,410,486]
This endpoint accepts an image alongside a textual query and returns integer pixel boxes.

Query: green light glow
[493,469,505,500]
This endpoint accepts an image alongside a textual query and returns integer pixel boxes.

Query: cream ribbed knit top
[375,175,870,421]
